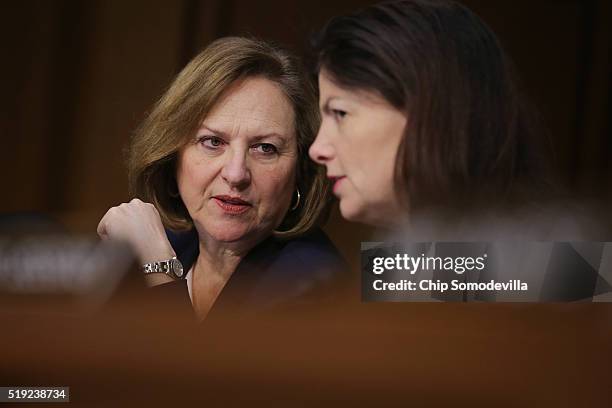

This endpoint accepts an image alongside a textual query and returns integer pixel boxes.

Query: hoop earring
[290,188,301,211]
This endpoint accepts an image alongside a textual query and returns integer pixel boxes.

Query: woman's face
[177,77,297,246]
[309,70,407,226]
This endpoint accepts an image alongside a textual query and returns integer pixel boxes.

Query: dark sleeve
[165,228,199,272]
[242,229,349,309]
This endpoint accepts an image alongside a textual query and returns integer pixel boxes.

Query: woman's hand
[97,198,176,285]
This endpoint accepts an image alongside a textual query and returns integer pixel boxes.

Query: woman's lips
[329,176,346,194]
[212,195,252,215]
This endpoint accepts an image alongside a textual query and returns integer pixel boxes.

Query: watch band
[143,257,184,279]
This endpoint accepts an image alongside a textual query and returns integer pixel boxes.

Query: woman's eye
[331,109,347,120]
[253,143,278,155]
[198,136,224,149]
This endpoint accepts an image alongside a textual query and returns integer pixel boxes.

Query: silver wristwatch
[142,257,184,279]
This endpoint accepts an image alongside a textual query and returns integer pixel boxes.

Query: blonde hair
[128,37,330,238]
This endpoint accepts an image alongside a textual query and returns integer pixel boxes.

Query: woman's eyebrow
[199,124,289,143]
[198,124,225,136]
[321,97,341,112]
[250,133,288,142]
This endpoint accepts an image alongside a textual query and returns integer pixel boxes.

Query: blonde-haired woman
[98,37,344,320]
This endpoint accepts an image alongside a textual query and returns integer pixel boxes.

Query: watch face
[172,258,184,278]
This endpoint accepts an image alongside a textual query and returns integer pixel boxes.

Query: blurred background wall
[1,0,611,265]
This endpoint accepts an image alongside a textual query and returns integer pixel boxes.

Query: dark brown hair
[129,37,330,237]
[312,0,553,213]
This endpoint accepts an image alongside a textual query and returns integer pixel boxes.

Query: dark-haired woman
[309,0,611,303]
[309,0,559,235]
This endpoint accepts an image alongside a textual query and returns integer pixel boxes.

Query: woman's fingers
[96,199,175,264]
[96,208,113,239]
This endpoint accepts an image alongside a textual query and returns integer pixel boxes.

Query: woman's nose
[221,150,251,189]
[309,124,334,165]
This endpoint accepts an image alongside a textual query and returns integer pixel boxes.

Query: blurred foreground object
[0,300,611,406]
[0,235,133,307]
[0,213,610,406]
[0,212,135,310]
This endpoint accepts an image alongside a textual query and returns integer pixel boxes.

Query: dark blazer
[152,227,347,318]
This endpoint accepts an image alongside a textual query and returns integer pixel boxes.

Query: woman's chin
[214,231,251,243]
[339,199,400,227]
[339,199,368,224]
[199,222,253,243]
